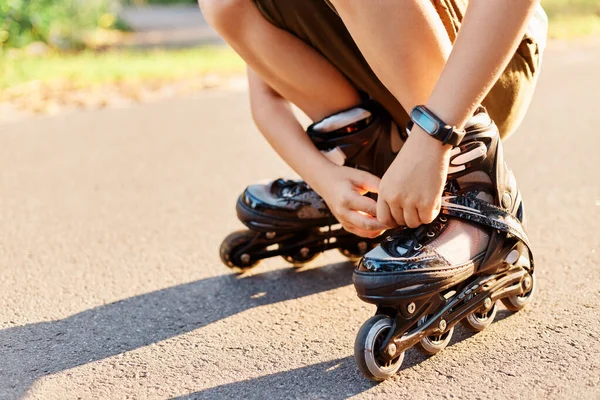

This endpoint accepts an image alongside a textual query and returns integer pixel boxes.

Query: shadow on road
[176,316,498,399]
[0,259,526,399]
[175,357,372,399]
[0,261,355,399]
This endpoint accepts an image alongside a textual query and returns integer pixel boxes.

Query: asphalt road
[0,42,599,399]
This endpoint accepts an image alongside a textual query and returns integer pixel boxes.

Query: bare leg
[328,0,453,112]
[199,0,361,121]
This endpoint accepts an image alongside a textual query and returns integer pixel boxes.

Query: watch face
[412,108,439,135]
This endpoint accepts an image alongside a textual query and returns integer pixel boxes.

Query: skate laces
[389,216,448,256]
[386,159,493,258]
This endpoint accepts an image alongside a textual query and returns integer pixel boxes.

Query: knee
[198,0,247,34]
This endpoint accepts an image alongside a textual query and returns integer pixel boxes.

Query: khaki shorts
[253,0,543,139]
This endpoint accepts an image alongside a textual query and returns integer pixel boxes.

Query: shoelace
[390,215,448,255]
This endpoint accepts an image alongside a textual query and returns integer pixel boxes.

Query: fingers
[417,199,441,225]
[348,192,440,230]
[345,224,385,239]
[350,169,380,195]
[380,197,439,229]
[333,192,387,238]
[347,195,378,217]
[342,219,385,239]
[390,204,408,227]
[376,197,399,228]
[345,208,387,234]
[402,207,421,229]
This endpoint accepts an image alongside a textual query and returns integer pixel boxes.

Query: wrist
[409,125,453,152]
[300,155,338,195]
[410,105,466,147]
[424,98,470,131]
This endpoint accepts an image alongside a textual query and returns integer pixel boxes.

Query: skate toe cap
[243,183,272,207]
[358,243,424,272]
[358,244,448,273]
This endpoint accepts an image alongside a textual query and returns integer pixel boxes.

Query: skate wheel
[219,230,260,271]
[501,272,536,311]
[354,315,404,381]
[415,316,454,355]
[282,250,319,268]
[461,300,498,332]
[338,241,374,262]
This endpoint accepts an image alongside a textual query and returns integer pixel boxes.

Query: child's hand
[377,127,451,229]
[315,165,388,238]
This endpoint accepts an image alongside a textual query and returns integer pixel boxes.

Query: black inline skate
[220,100,401,271]
[353,109,535,381]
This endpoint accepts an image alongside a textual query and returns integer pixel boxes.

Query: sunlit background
[0,1,599,399]
[0,0,598,122]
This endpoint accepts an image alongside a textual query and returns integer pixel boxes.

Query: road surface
[0,41,599,399]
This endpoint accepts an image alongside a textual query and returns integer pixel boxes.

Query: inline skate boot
[353,109,535,381]
[220,100,401,271]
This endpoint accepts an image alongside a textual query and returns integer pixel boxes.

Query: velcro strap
[440,194,532,251]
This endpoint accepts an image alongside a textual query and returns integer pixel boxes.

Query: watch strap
[410,105,466,146]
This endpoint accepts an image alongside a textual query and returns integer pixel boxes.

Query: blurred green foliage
[0,0,598,52]
[543,0,599,18]
[1,46,245,91]
[543,0,600,38]
[0,0,119,50]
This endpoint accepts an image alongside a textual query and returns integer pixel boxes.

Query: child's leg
[200,0,407,175]
[204,1,406,268]
[328,2,539,377]
[199,0,361,121]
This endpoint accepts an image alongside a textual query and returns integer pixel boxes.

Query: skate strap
[440,194,532,251]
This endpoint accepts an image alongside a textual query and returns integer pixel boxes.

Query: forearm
[248,69,334,191]
[427,0,540,129]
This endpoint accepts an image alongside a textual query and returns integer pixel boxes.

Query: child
[203,0,546,257]
[203,0,547,379]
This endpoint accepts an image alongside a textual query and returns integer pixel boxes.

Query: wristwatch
[410,105,465,146]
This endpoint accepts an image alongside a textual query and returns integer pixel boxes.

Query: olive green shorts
[252,0,544,139]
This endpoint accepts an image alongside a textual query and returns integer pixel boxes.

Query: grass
[549,14,600,38]
[544,0,600,38]
[0,46,245,92]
